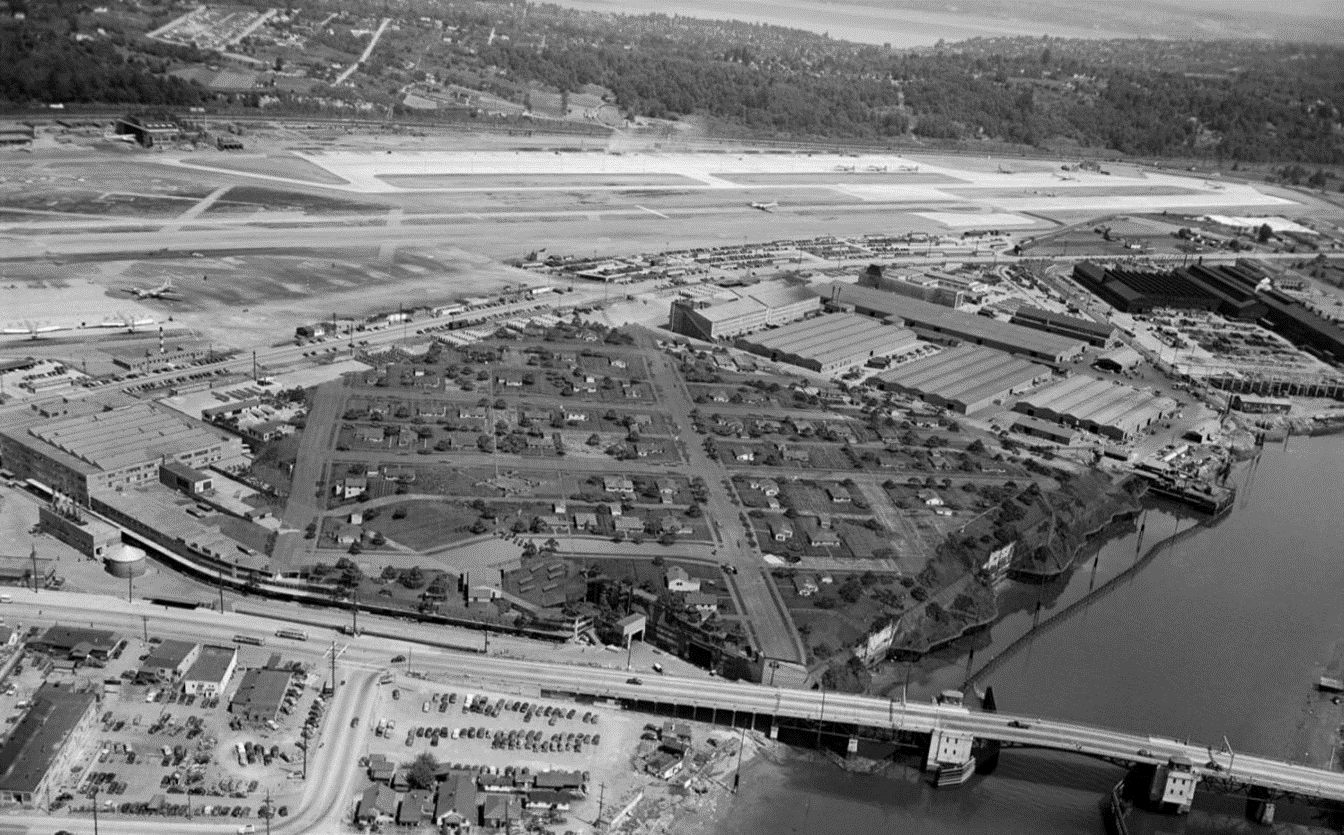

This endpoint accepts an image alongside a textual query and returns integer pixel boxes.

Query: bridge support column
[1246,790,1275,824]
[846,736,859,758]
[1146,758,1196,814]
[769,723,779,741]
[925,728,976,787]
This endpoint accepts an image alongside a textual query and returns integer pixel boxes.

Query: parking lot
[357,676,645,824]
[36,635,327,827]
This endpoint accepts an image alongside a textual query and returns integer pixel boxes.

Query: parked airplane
[749,201,779,212]
[866,164,888,172]
[997,164,1015,174]
[129,278,180,300]
[834,164,856,172]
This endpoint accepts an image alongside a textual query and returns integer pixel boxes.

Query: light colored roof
[183,644,236,684]
[29,404,227,473]
[880,345,1049,409]
[740,313,918,368]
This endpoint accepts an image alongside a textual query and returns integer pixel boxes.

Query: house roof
[183,644,236,685]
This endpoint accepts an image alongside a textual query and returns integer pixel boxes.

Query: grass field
[364,500,481,551]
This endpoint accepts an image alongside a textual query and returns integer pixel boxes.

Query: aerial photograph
[0,0,1342,834]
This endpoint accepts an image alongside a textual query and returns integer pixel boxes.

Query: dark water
[721,436,1344,835]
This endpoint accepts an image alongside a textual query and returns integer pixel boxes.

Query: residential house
[356,785,399,825]
[571,512,598,532]
[659,516,692,536]
[729,446,755,463]
[434,773,477,832]
[664,566,701,593]
[805,523,841,548]
[398,789,433,827]
[367,754,395,784]
[767,518,793,542]
[683,592,719,619]
[525,791,572,811]
[660,721,693,744]
[603,476,635,494]
[614,516,645,535]
[792,574,819,597]
[334,477,366,500]
[916,489,944,507]
[481,795,523,828]
[824,484,852,504]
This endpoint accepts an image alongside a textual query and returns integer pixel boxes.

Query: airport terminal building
[0,403,244,505]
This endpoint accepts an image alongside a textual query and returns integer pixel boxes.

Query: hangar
[878,345,1053,414]
[736,313,920,374]
[1013,376,1177,441]
[823,282,1085,365]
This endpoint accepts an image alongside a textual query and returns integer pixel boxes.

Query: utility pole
[595,782,606,826]
[625,635,634,671]
[351,588,359,634]
[127,570,133,603]
[29,544,38,594]
[218,570,225,613]
[142,615,148,645]
[330,640,337,693]
[732,725,746,792]
[92,784,100,835]
[815,681,825,748]
[265,789,272,835]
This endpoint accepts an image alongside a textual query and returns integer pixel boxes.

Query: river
[719,434,1344,835]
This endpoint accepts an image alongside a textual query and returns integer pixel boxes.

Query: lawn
[365,501,482,551]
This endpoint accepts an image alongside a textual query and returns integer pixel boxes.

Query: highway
[2,589,1340,835]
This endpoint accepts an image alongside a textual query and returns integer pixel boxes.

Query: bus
[275,629,309,642]
[232,634,265,646]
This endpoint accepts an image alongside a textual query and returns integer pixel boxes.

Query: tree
[1257,223,1274,243]
[407,752,437,790]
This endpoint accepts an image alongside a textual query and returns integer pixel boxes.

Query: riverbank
[612,729,771,835]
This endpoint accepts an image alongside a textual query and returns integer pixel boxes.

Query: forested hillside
[2,0,1341,164]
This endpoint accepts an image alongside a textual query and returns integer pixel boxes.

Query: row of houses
[357,766,586,830]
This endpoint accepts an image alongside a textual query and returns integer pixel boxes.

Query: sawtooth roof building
[822,282,1086,365]
[878,345,1054,414]
[1013,376,1178,441]
[0,403,243,505]
[669,282,821,341]
[736,313,921,374]
[1072,263,1220,314]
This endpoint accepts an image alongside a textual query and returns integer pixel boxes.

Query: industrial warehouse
[0,403,245,505]
[1074,261,1344,361]
[668,281,821,341]
[736,313,921,374]
[877,345,1054,414]
[1009,305,1119,348]
[822,282,1086,365]
[1013,376,1178,441]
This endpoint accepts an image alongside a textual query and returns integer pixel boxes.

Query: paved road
[640,332,806,665]
[12,589,1343,832]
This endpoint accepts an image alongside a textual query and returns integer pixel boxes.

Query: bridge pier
[846,736,859,758]
[1247,788,1275,824]
[1147,756,1196,814]
[769,723,778,741]
[925,728,976,787]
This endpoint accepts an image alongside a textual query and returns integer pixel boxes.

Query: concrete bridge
[532,671,1344,816]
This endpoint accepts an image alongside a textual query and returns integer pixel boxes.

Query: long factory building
[821,282,1086,365]
[878,345,1054,414]
[0,403,244,505]
[669,282,821,341]
[1013,375,1178,441]
[736,313,921,374]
